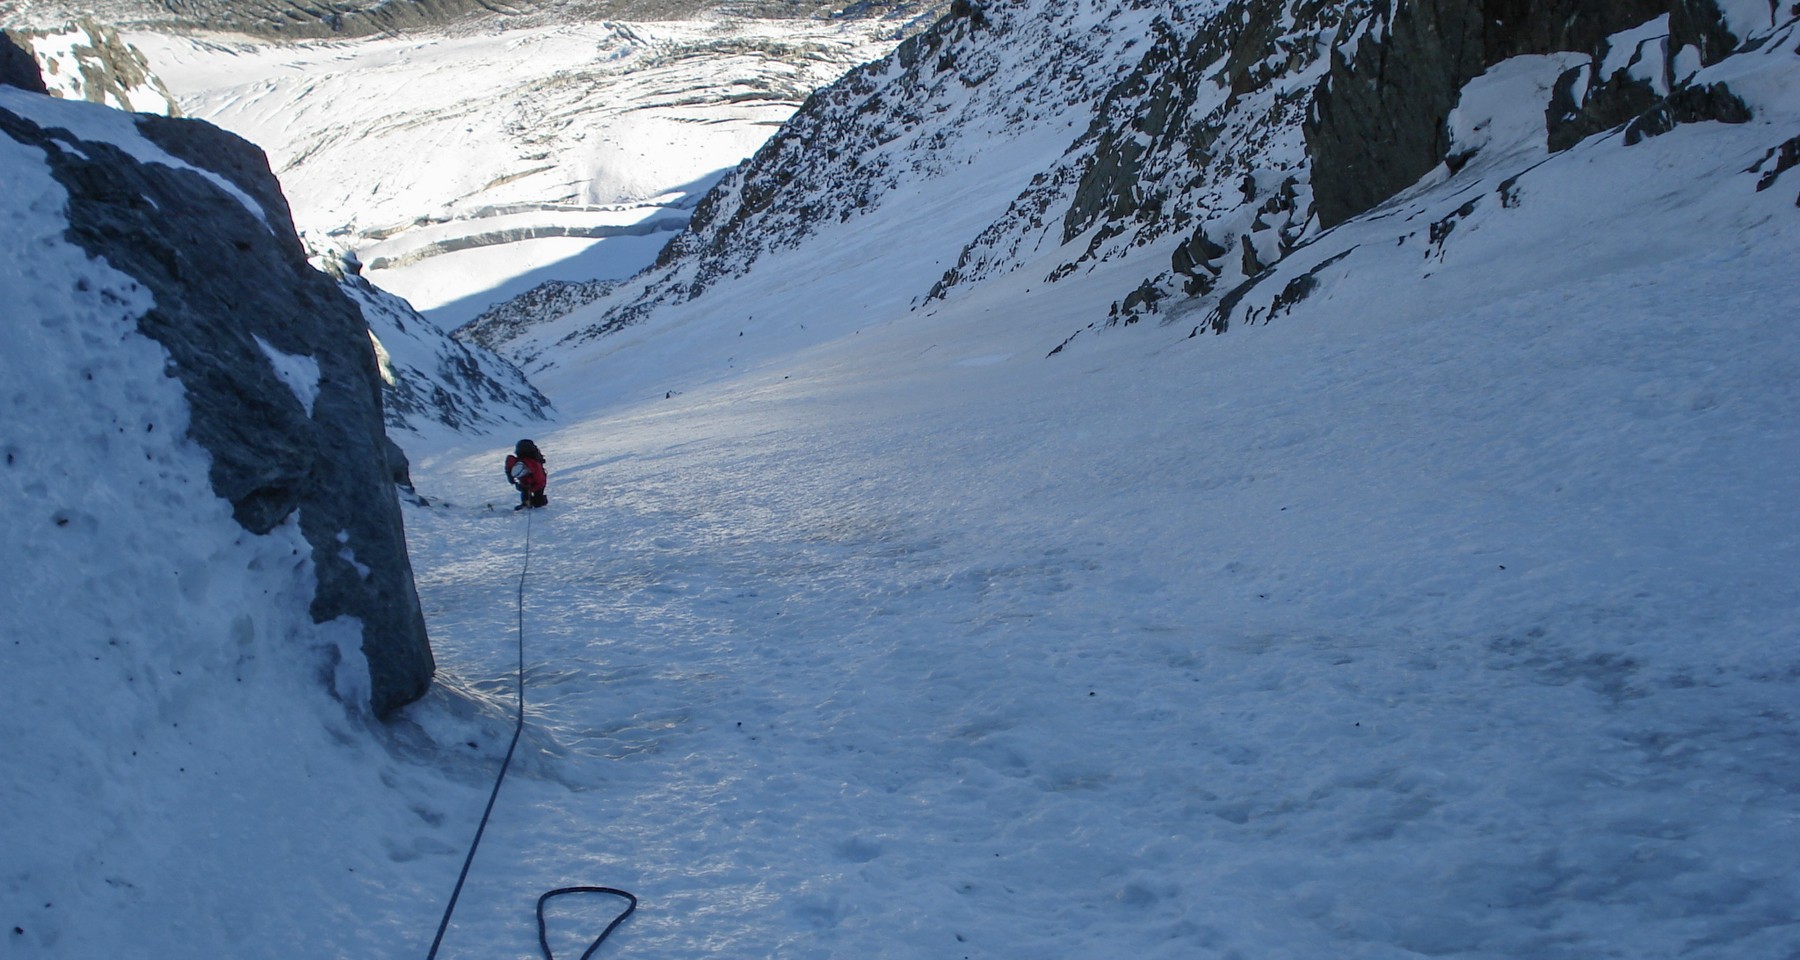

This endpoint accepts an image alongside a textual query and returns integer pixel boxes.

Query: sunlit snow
[4,9,1798,960]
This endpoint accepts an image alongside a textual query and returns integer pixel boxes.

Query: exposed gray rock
[384,435,420,498]
[1622,80,1752,143]
[1546,3,1756,154]
[1170,224,1228,294]
[1546,47,1665,153]
[1305,0,1667,228]
[1669,0,1744,65]
[4,19,181,115]
[935,0,1338,316]
[0,98,434,716]
[1303,0,1482,229]
[315,248,554,437]
[1750,134,1800,193]
[456,277,617,353]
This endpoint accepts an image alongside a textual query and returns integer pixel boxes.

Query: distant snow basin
[364,231,669,330]
[354,204,687,269]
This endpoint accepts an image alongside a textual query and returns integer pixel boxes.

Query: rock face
[455,278,617,353]
[314,247,554,437]
[1304,0,1669,228]
[474,0,1786,360]
[0,32,48,94]
[3,19,181,115]
[0,80,434,715]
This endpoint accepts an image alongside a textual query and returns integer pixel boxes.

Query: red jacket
[505,454,547,494]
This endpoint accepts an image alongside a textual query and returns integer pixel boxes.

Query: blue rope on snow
[424,507,636,959]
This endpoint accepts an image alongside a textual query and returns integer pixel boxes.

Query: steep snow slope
[514,0,1179,360]
[5,2,1798,959]
[397,56,1800,955]
[511,0,1786,360]
[389,11,1800,959]
[317,245,555,440]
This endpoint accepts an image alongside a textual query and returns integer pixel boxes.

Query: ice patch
[254,335,321,416]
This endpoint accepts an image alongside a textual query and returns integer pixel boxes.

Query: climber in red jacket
[504,439,548,510]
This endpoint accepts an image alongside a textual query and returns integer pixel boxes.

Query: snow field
[396,90,1800,954]
[128,18,911,326]
[3,10,1796,959]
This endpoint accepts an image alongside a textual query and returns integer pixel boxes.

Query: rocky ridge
[314,244,555,438]
[481,0,1794,358]
[2,18,179,114]
[507,0,1173,360]
[457,277,617,352]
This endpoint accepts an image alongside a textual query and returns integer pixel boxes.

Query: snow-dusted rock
[549,0,1792,348]
[0,86,434,715]
[312,244,553,439]
[3,18,180,115]
[0,32,47,94]
[455,277,617,352]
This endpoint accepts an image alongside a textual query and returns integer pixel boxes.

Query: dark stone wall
[1669,0,1744,65]
[0,99,434,716]
[1306,0,1668,228]
[0,33,48,94]
[1304,0,1483,229]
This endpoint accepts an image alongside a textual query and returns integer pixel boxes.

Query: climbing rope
[425,507,636,959]
[537,886,639,960]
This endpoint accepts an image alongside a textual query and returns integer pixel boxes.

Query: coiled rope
[425,507,637,960]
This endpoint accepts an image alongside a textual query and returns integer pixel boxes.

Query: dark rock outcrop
[1305,0,1667,227]
[1668,0,1744,65]
[4,19,181,115]
[0,33,48,94]
[0,96,434,716]
[316,249,554,436]
[1621,79,1752,143]
[1545,0,1761,152]
[1545,45,1666,153]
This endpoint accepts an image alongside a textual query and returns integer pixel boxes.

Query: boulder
[0,97,434,716]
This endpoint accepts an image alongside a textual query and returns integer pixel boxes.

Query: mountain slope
[500,0,1791,363]
[3,1,1798,957]
[392,23,1800,953]
[505,0,1173,363]
[316,245,555,439]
